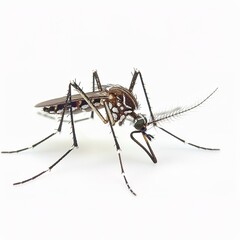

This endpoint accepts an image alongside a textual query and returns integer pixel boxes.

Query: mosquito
[2,70,219,195]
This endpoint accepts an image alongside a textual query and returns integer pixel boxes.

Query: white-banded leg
[72,74,136,195]
[12,83,79,185]
[1,84,71,154]
[158,127,220,151]
[103,101,136,196]
[92,71,136,194]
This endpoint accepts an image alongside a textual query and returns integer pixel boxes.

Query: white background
[0,1,239,240]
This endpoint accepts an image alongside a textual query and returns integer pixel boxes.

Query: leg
[129,70,156,124]
[103,101,136,196]
[69,71,100,121]
[71,80,108,124]
[1,84,71,154]
[74,70,113,126]
[13,147,75,185]
[158,127,220,151]
[73,71,101,120]
[92,70,103,90]
[90,71,98,119]
[13,83,79,185]
[71,72,101,120]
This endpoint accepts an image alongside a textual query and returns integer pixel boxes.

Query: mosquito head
[133,114,148,131]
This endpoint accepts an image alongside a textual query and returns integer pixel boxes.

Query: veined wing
[35,90,109,107]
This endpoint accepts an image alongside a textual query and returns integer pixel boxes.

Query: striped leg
[12,83,78,185]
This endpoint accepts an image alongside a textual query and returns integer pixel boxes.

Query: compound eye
[134,115,147,130]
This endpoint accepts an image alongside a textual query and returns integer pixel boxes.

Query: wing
[35,90,109,107]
